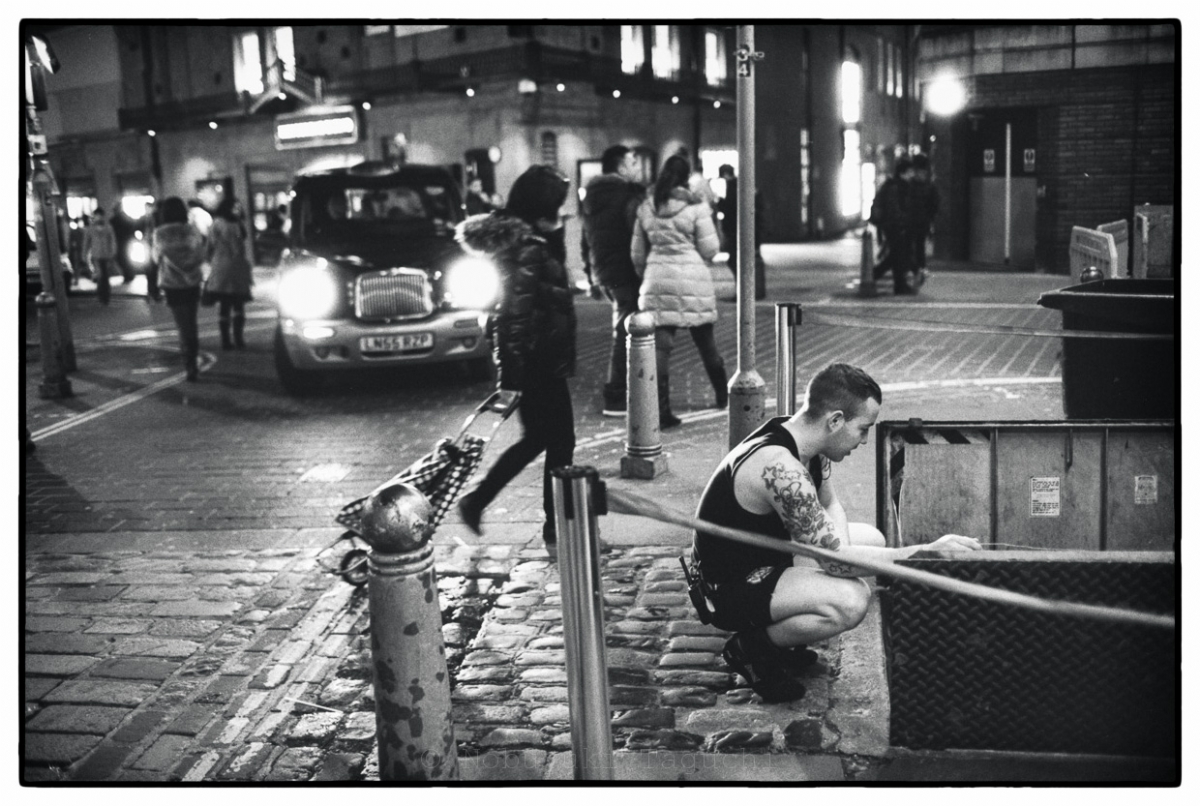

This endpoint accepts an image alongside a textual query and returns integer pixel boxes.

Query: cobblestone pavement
[24,246,1098,783]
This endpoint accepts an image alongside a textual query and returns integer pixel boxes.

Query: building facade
[37,22,921,275]
[915,23,1177,272]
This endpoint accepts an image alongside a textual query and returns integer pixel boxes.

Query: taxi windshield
[294,180,456,248]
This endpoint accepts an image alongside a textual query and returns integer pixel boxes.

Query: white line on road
[30,352,217,442]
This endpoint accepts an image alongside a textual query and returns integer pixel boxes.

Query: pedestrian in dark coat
[871,156,916,294]
[455,165,575,548]
[581,144,645,416]
[152,197,208,381]
[206,197,254,350]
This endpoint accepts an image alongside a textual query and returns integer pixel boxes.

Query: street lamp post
[728,26,766,449]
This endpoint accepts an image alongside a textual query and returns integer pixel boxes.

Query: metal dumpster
[875,420,1177,758]
[1037,279,1175,420]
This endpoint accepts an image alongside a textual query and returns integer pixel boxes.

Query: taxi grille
[355,269,434,320]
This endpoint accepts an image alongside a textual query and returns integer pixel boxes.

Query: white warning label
[1134,475,1158,505]
[1030,476,1061,517]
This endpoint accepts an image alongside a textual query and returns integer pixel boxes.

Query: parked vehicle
[274,162,499,395]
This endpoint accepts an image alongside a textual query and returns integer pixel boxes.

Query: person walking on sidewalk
[908,153,940,289]
[581,144,645,417]
[205,197,254,350]
[870,156,917,294]
[152,197,208,381]
[631,154,727,429]
[690,363,981,702]
[454,165,576,549]
[82,207,118,305]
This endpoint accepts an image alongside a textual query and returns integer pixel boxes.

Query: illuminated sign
[275,106,361,150]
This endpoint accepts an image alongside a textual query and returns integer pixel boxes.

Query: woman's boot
[707,362,729,409]
[219,318,234,350]
[232,313,246,349]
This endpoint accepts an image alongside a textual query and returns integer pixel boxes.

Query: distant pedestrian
[631,154,727,429]
[465,177,497,216]
[455,165,576,549]
[908,153,940,288]
[152,197,208,381]
[82,207,118,305]
[870,156,917,294]
[206,197,254,350]
[144,200,162,301]
[581,144,645,417]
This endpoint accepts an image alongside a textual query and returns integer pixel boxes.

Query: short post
[859,228,877,298]
[36,290,72,399]
[621,312,667,479]
[774,303,800,417]
[551,466,614,781]
[357,481,459,781]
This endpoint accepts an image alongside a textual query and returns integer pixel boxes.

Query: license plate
[360,333,434,353]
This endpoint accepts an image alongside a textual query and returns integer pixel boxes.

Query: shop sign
[1023,148,1036,172]
[275,106,361,151]
[983,149,996,173]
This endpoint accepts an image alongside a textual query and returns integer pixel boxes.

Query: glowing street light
[926,74,967,116]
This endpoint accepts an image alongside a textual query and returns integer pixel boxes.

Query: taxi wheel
[274,326,323,396]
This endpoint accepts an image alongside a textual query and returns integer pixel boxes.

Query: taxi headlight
[443,257,500,310]
[126,238,149,267]
[278,264,341,320]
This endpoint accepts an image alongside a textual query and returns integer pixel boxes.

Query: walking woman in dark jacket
[454,165,576,548]
[151,197,208,380]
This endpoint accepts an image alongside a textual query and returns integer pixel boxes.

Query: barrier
[1068,226,1120,279]
[1096,219,1129,277]
[356,481,459,781]
[621,312,667,479]
[1132,204,1174,279]
[551,467,615,781]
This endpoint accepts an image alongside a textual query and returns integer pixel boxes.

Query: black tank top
[692,417,823,584]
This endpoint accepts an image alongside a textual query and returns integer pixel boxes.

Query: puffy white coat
[631,187,720,328]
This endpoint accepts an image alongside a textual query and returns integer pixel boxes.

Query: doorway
[966,108,1038,268]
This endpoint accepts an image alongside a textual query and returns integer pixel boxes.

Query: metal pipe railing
[551,466,614,781]
[774,303,801,417]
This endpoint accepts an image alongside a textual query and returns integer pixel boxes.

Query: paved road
[22,244,1100,783]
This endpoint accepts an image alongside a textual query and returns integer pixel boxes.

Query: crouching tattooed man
[690,363,981,701]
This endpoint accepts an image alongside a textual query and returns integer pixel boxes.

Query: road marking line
[30,352,217,442]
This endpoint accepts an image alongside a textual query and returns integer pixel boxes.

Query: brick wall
[971,64,1175,271]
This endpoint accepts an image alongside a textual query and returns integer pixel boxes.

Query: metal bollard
[357,481,459,781]
[36,291,72,399]
[551,466,614,781]
[859,228,877,298]
[621,312,667,479]
[774,303,800,417]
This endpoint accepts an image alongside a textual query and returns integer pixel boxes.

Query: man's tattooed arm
[761,461,841,552]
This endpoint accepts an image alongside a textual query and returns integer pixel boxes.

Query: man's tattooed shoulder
[760,461,841,551]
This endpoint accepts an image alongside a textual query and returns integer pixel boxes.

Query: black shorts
[704,563,790,633]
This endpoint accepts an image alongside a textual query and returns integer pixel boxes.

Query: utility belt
[679,554,716,626]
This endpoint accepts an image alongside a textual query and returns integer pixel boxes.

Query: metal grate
[356,269,433,320]
[880,555,1176,758]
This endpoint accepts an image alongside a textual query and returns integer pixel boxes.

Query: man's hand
[918,534,983,553]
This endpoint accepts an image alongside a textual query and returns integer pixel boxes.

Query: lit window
[273,27,295,81]
[651,25,680,80]
[860,162,876,221]
[841,60,862,124]
[364,25,390,37]
[886,43,895,97]
[621,25,644,75]
[705,29,727,86]
[840,129,862,217]
[234,31,263,95]
[896,52,903,99]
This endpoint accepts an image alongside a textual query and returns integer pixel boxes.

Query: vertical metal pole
[1004,121,1012,265]
[551,466,614,781]
[621,312,667,479]
[774,303,800,417]
[357,481,459,782]
[728,25,767,449]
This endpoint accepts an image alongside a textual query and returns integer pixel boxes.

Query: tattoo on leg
[761,462,841,550]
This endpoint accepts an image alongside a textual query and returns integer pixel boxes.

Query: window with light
[621,25,644,75]
[840,129,862,217]
[272,27,295,81]
[841,60,862,124]
[651,25,680,80]
[705,29,727,86]
[234,31,263,95]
